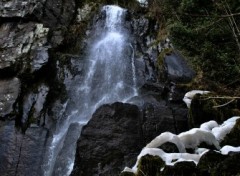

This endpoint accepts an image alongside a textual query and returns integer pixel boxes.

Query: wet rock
[214,152,240,176]
[21,84,49,128]
[197,150,227,176]
[0,78,20,118]
[137,154,165,176]
[0,0,45,18]
[0,23,49,72]
[71,102,143,176]
[72,98,188,175]
[40,0,75,27]
[53,123,82,176]
[141,101,176,144]
[163,161,197,176]
[0,121,48,176]
[164,51,195,83]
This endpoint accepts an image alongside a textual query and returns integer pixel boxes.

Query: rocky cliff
[0,0,239,176]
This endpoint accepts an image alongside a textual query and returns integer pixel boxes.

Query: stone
[0,121,48,176]
[159,142,180,153]
[141,101,176,144]
[71,102,143,176]
[164,51,195,83]
[137,154,165,176]
[163,161,197,176]
[21,84,49,129]
[0,78,20,118]
[0,0,46,18]
[0,23,49,72]
[197,150,227,176]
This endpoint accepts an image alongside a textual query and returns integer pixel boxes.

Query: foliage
[147,0,240,94]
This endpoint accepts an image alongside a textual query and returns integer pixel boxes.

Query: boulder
[71,102,143,176]
[163,51,195,83]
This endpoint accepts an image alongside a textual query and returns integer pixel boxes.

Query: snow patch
[124,116,240,174]
[212,116,240,141]
[220,145,240,155]
[178,128,220,149]
[200,120,219,131]
[183,90,210,108]
[146,132,186,153]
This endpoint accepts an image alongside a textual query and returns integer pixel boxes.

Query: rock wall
[0,0,79,175]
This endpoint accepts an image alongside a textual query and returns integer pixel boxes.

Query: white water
[42,5,138,176]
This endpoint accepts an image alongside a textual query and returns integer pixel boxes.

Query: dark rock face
[71,102,143,176]
[0,0,80,175]
[0,121,48,176]
[72,100,188,176]
[163,161,197,176]
[164,51,195,83]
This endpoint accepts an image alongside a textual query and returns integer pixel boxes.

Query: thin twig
[213,99,235,108]
[202,97,240,100]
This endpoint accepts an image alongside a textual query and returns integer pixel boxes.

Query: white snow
[183,90,210,108]
[122,167,134,173]
[146,132,186,153]
[220,145,240,155]
[132,148,201,173]
[124,116,240,174]
[178,128,220,149]
[200,120,219,131]
[136,0,148,6]
[212,116,240,141]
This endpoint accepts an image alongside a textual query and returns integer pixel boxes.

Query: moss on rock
[163,161,197,176]
[136,154,165,176]
[189,94,240,128]
[197,150,227,176]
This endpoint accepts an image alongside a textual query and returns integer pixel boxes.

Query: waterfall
[42,5,138,176]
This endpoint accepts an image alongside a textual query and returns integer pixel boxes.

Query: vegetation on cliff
[147,0,240,95]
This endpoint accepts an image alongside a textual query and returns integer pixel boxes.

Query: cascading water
[42,5,138,176]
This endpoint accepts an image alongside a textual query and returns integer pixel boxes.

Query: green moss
[197,150,227,176]
[136,154,165,176]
